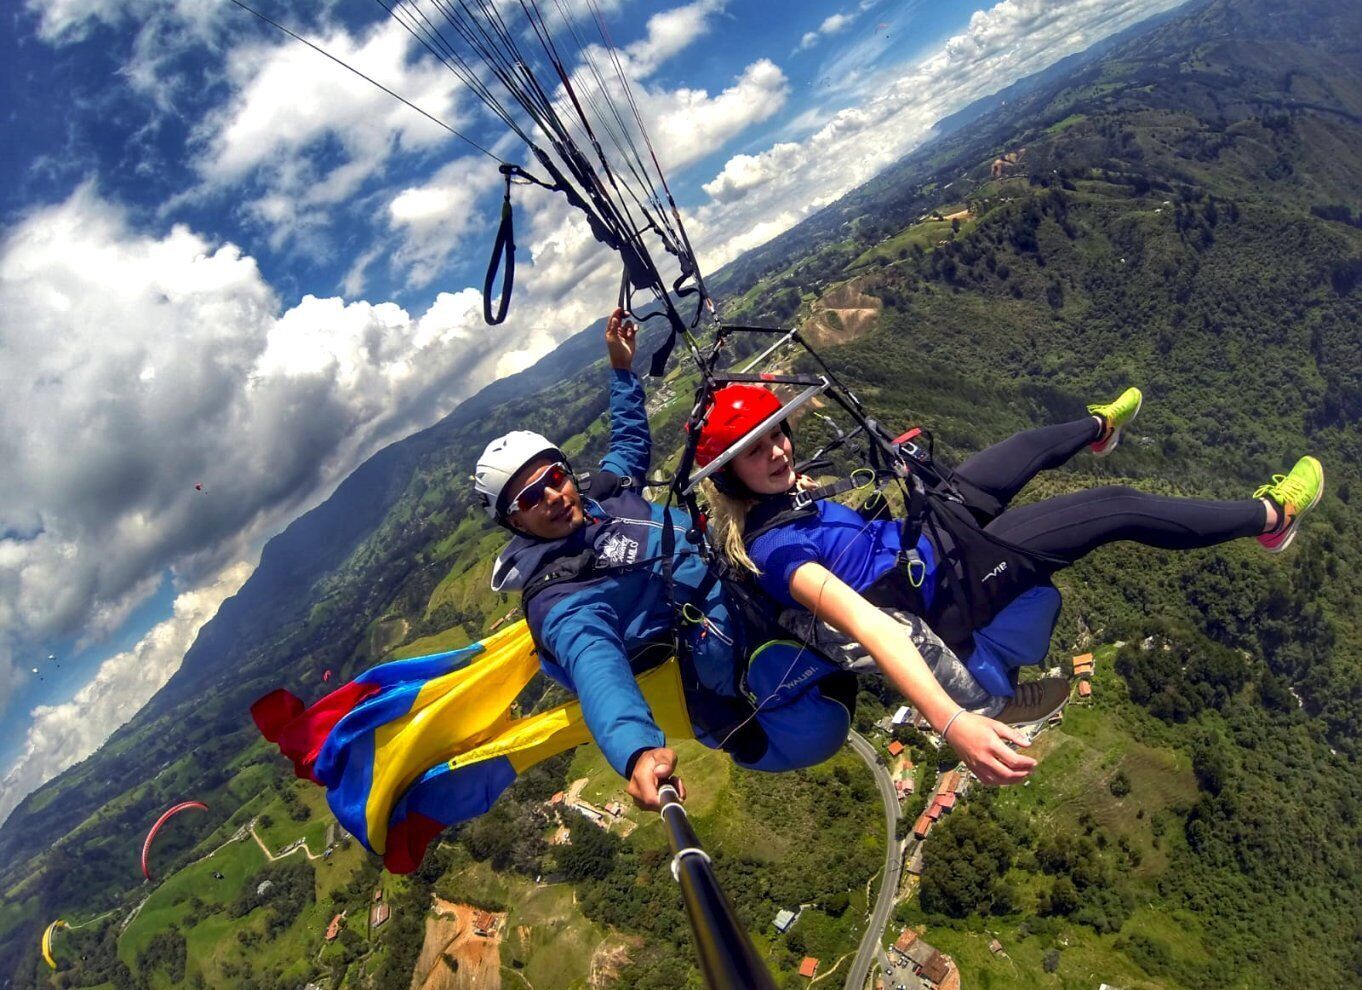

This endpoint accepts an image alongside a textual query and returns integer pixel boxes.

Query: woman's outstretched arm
[787,561,1037,786]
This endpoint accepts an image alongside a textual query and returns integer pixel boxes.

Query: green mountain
[6,0,1362,985]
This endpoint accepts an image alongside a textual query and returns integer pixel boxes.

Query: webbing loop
[483,172,516,326]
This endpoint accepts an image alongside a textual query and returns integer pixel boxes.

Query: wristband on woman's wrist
[940,707,966,742]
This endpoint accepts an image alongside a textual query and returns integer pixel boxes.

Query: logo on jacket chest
[596,531,640,567]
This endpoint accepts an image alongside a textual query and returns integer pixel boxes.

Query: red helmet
[694,384,784,467]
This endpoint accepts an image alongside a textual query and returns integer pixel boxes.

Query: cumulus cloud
[383,159,502,289]
[0,185,526,683]
[799,9,856,51]
[694,0,1190,268]
[191,18,466,248]
[26,0,219,44]
[624,0,726,72]
[643,59,790,171]
[0,179,640,815]
[0,562,252,827]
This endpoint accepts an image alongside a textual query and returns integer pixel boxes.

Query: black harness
[739,453,1068,662]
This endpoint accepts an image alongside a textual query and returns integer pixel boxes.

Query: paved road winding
[845,730,901,990]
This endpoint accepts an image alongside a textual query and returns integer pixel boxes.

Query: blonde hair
[700,478,761,575]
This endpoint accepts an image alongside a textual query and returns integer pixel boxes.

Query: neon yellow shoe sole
[1255,455,1324,554]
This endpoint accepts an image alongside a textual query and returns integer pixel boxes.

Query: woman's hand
[943,712,1036,786]
[606,306,637,370]
[796,473,819,492]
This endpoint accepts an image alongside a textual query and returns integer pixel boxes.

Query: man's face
[505,455,586,539]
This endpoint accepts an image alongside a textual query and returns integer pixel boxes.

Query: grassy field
[894,648,1206,990]
[848,212,979,271]
[438,850,605,990]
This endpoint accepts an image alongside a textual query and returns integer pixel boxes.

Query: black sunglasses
[508,462,572,515]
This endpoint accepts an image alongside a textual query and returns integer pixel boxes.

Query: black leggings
[953,418,1267,571]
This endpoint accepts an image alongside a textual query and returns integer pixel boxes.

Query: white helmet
[474,430,567,521]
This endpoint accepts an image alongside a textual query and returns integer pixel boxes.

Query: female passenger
[695,384,1323,784]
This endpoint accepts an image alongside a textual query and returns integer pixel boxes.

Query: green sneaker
[1254,455,1324,553]
[1087,387,1143,457]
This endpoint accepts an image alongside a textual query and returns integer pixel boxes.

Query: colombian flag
[251,621,693,873]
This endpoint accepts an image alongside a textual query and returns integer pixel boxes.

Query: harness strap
[483,173,516,326]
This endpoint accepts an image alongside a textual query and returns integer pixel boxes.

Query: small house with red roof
[799,957,819,978]
[894,928,919,955]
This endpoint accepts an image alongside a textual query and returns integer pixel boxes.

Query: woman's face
[730,426,796,496]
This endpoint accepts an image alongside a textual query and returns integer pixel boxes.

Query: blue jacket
[746,497,1059,699]
[491,370,743,776]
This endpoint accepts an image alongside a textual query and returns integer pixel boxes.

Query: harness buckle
[791,489,814,511]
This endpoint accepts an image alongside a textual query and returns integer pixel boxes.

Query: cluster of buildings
[472,910,500,938]
[545,780,631,845]
[890,929,959,990]
[911,768,969,842]
[1072,652,1095,698]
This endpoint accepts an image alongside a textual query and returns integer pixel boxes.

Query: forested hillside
[5,0,1362,985]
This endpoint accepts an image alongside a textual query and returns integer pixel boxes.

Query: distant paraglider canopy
[194,483,204,492]
[141,801,208,880]
[323,669,333,683]
[41,919,66,970]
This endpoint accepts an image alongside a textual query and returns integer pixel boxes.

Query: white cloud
[695,0,1190,267]
[26,0,219,44]
[626,0,726,72]
[0,562,252,827]
[643,59,790,171]
[0,185,523,683]
[798,8,857,50]
[384,159,502,289]
[192,18,465,248]
[821,13,854,35]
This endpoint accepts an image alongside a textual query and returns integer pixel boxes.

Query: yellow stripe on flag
[366,621,539,850]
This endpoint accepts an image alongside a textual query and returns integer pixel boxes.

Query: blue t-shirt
[747,500,936,609]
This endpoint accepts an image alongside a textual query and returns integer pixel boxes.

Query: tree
[557,818,620,881]
[1109,770,1131,798]
[1045,876,1079,916]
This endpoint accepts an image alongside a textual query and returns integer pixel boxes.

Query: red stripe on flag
[250,681,381,782]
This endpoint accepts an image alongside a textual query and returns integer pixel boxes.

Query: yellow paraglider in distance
[41,918,66,970]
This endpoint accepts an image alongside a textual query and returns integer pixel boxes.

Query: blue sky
[0,0,1190,824]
